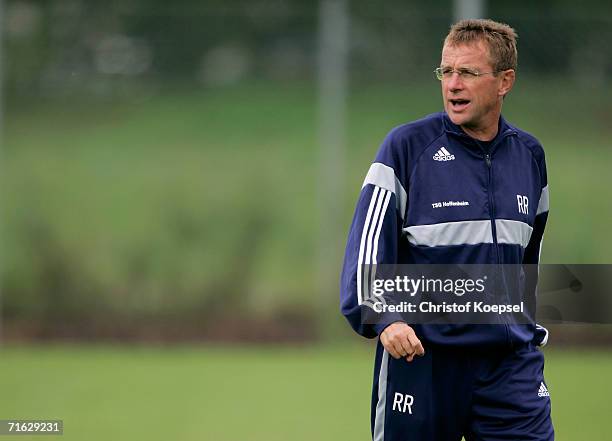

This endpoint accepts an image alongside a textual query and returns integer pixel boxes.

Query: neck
[461,108,502,141]
[461,101,504,141]
[461,124,499,141]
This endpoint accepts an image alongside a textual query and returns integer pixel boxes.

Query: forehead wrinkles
[441,42,492,69]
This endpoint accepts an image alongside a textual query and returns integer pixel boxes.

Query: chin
[447,112,469,127]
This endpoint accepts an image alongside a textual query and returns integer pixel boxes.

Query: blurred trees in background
[4,0,612,99]
[2,0,611,340]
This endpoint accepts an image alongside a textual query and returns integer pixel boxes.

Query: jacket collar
[441,112,517,154]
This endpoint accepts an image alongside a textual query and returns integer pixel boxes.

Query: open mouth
[449,99,470,111]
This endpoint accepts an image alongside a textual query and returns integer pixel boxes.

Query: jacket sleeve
[523,149,550,346]
[340,131,408,338]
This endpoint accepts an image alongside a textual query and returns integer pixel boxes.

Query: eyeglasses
[434,67,500,81]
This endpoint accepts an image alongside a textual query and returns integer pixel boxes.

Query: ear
[498,69,515,97]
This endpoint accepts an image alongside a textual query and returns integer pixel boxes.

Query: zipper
[469,128,516,263]
[483,152,500,264]
[483,150,510,347]
[475,131,516,348]
[446,125,518,348]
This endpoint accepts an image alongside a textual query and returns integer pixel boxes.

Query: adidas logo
[538,382,550,397]
[433,147,455,161]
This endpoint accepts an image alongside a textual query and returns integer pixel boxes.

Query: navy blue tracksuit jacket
[340,112,550,347]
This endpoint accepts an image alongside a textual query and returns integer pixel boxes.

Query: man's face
[440,41,514,137]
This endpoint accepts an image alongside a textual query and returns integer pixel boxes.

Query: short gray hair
[444,19,518,71]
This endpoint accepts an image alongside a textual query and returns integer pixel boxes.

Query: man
[340,19,553,440]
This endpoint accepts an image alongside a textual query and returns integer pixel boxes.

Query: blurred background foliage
[1,0,611,339]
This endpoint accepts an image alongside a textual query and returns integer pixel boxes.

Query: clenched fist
[380,322,425,362]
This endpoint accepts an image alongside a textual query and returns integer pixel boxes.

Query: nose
[446,72,464,92]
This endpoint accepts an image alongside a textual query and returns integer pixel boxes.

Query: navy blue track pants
[370,341,554,440]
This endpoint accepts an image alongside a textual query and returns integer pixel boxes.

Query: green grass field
[0,345,610,440]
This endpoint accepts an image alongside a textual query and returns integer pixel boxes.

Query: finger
[412,338,425,356]
[391,340,406,359]
[415,342,425,356]
[407,334,425,356]
[386,330,411,359]
[397,334,414,358]
[406,353,415,362]
[381,336,401,359]
[388,348,401,359]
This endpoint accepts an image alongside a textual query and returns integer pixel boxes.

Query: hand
[380,322,425,362]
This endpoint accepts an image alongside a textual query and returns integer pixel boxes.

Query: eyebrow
[439,64,480,70]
